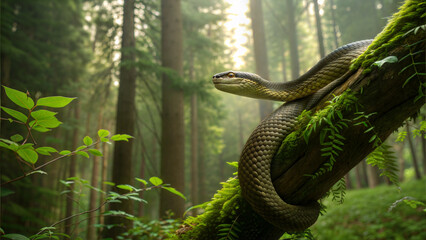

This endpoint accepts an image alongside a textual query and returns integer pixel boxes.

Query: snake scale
[212,40,372,232]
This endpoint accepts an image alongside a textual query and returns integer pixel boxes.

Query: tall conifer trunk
[104,0,136,237]
[159,0,185,218]
[286,0,300,79]
[313,0,325,58]
[249,0,273,119]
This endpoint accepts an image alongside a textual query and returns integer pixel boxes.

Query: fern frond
[366,143,399,186]
[330,177,346,204]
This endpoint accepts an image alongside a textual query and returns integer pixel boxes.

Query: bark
[354,163,363,188]
[423,114,426,175]
[138,133,146,217]
[159,0,185,218]
[406,124,422,179]
[329,0,339,48]
[87,108,103,240]
[313,0,325,58]
[394,142,405,182]
[366,164,380,188]
[198,131,207,203]
[64,102,80,236]
[281,46,288,82]
[97,120,110,239]
[189,52,199,208]
[286,0,300,79]
[104,0,136,237]
[190,94,199,207]
[249,0,273,119]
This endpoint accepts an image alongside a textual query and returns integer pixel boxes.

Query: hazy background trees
[1,0,424,239]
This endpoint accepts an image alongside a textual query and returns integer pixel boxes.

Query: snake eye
[227,72,235,78]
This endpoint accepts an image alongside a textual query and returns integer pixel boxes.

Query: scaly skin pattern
[214,40,372,231]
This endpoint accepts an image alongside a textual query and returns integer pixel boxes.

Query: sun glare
[224,0,251,69]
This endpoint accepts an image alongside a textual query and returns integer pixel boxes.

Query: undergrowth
[311,179,426,240]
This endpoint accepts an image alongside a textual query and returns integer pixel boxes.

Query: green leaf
[83,136,93,146]
[149,176,163,186]
[0,141,10,149]
[373,56,398,68]
[98,129,110,138]
[30,115,62,128]
[1,106,28,123]
[10,134,24,142]
[59,150,71,155]
[75,145,87,151]
[104,181,115,186]
[135,178,147,186]
[110,134,133,142]
[30,109,57,119]
[2,233,30,240]
[36,96,75,108]
[32,125,51,132]
[17,148,38,164]
[100,137,110,143]
[88,149,102,156]
[1,188,15,197]
[36,147,57,156]
[3,86,34,110]
[163,186,186,200]
[76,151,89,158]
[117,184,134,192]
[226,162,238,169]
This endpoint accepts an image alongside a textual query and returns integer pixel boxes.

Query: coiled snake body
[212,40,372,232]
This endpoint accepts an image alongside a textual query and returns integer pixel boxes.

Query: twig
[1,141,100,186]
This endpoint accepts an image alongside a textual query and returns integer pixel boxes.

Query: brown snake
[212,40,372,232]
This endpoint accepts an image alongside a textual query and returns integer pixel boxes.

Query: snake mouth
[212,77,241,85]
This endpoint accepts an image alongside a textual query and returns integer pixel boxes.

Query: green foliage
[120,218,181,240]
[366,143,400,186]
[397,36,426,102]
[302,91,359,178]
[217,217,242,240]
[175,172,242,239]
[311,179,426,240]
[352,0,426,72]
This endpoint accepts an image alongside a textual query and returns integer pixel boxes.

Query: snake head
[212,71,267,98]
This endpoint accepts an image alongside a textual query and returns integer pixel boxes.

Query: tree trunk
[87,107,103,240]
[198,130,207,203]
[249,0,273,119]
[281,44,288,82]
[97,121,110,239]
[286,0,300,79]
[104,0,136,237]
[406,124,421,179]
[329,0,339,48]
[138,134,146,217]
[366,164,380,188]
[344,173,352,190]
[160,0,185,218]
[313,0,325,58]
[64,102,80,236]
[354,163,363,188]
[190,94,199,207]
[422,114,426,175]
[189,52,199,208]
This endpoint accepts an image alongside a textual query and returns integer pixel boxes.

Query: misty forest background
[1,0,425,239]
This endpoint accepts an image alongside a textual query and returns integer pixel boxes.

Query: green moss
[351,0,426,73]
[175,175,243,239]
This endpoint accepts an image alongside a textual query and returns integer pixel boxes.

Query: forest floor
[310,178,426,240]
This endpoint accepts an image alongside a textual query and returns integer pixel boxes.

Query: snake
[212,40,372,232]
